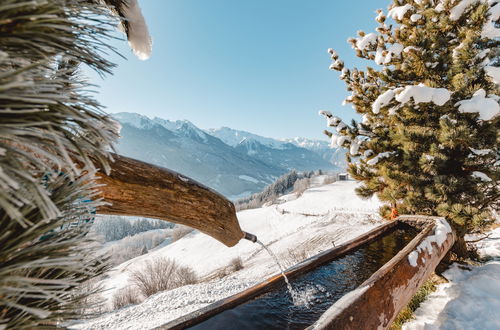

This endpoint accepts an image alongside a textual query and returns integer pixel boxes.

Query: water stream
[190,224,418,330]
[256,240,296,302]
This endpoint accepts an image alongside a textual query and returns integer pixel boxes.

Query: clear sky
[86,0,390,140]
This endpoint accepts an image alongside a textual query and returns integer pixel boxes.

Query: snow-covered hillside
[72,180,383,330]
[72,180,500,330]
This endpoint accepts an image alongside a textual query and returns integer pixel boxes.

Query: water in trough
[190,224,418,329]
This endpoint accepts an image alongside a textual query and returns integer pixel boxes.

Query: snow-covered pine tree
[0,0,150,327]
[320,0,499,256]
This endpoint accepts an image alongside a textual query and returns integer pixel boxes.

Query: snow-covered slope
[403,227,500,330]
[73,180,382,330]
[113,113,339,198]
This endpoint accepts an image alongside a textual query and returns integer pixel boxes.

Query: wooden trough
[157,215,455,330]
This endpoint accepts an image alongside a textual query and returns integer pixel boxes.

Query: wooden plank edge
[157,220,399,329]
[310,217,456,330]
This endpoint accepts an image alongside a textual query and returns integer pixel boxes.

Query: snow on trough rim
[407,218,452,267]
[403,227,500,329]
[72,180,383,330]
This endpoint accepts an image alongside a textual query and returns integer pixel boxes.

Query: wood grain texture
[95,154,244,247]
[312,216,456,330]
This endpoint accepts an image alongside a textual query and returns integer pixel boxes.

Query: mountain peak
[113,112,154,129]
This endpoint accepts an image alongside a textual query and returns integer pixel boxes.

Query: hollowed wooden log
[312,215,456,329]
[95,154,245,247]
[158,216,455,329]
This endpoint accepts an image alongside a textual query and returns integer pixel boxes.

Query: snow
[395,84,451,107]
[355,33,378,50]
[476,227,500,259]
[408,251,419,267]
[446,0,500,38]
[327,48,338,58]
[367,151,396,166]
[208,127,288,150]
[121,0,152,60]
[388,4,414,20]
[404,46,421,53]
[469,148,492,156]
[455,89,500,121]
[328,115,342,127]
[485,66,500,85]
[373,84,452,115]
[73,181,383,330]
[379,43,404,64]
[407,218,452,267]
[372,89,396,114]
[471,171,492,182]
[403,227,500,330]
[349,138,361,156]
[404,261,500,330]
[410,14,422,22]
[318,110,332,117]
[449,0,479,21]
[404,226,500,329]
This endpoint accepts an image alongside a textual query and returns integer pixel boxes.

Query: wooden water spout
[95,154,247,247]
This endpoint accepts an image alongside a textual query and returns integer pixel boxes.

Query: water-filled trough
[158,216,455,330]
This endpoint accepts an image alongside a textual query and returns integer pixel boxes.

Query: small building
[337,172,350,181]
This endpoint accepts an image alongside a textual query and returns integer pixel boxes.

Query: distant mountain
[210,127,346,169]
[281,137,346,168]
[113,112,342,199]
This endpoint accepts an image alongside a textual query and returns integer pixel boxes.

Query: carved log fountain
[95,154,248,247]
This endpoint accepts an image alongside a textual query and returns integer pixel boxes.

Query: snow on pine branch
[472,171,493,182]
[482,1,500,38]
[375,43,404,65]
[372,84,451,114]
[318,110,367,156]
[484,66,500,85]
[455,89,500,121]
[395,84,451,106]
[355,33,377,51]
[439,0,500,38]
[388,4,414,20]
[121,0,152,60]
[366,151,396,166]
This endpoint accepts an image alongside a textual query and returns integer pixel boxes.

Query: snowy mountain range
[113,112,344,198]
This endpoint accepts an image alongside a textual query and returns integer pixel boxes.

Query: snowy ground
[403,227,500,330]
[71,180,500,330]
[71,180,383,330]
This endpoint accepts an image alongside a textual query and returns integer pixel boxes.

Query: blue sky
[86,0,390,140]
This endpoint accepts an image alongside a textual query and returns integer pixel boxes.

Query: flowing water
[256,240,297,301]
[189,224,418,330]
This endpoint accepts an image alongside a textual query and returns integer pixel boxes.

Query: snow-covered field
[71,180,500,330]
[404,227,500,330]
[72,180,383,330]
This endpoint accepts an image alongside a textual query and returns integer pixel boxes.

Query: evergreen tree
[320,0,499,255]
[0,0,150,327]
